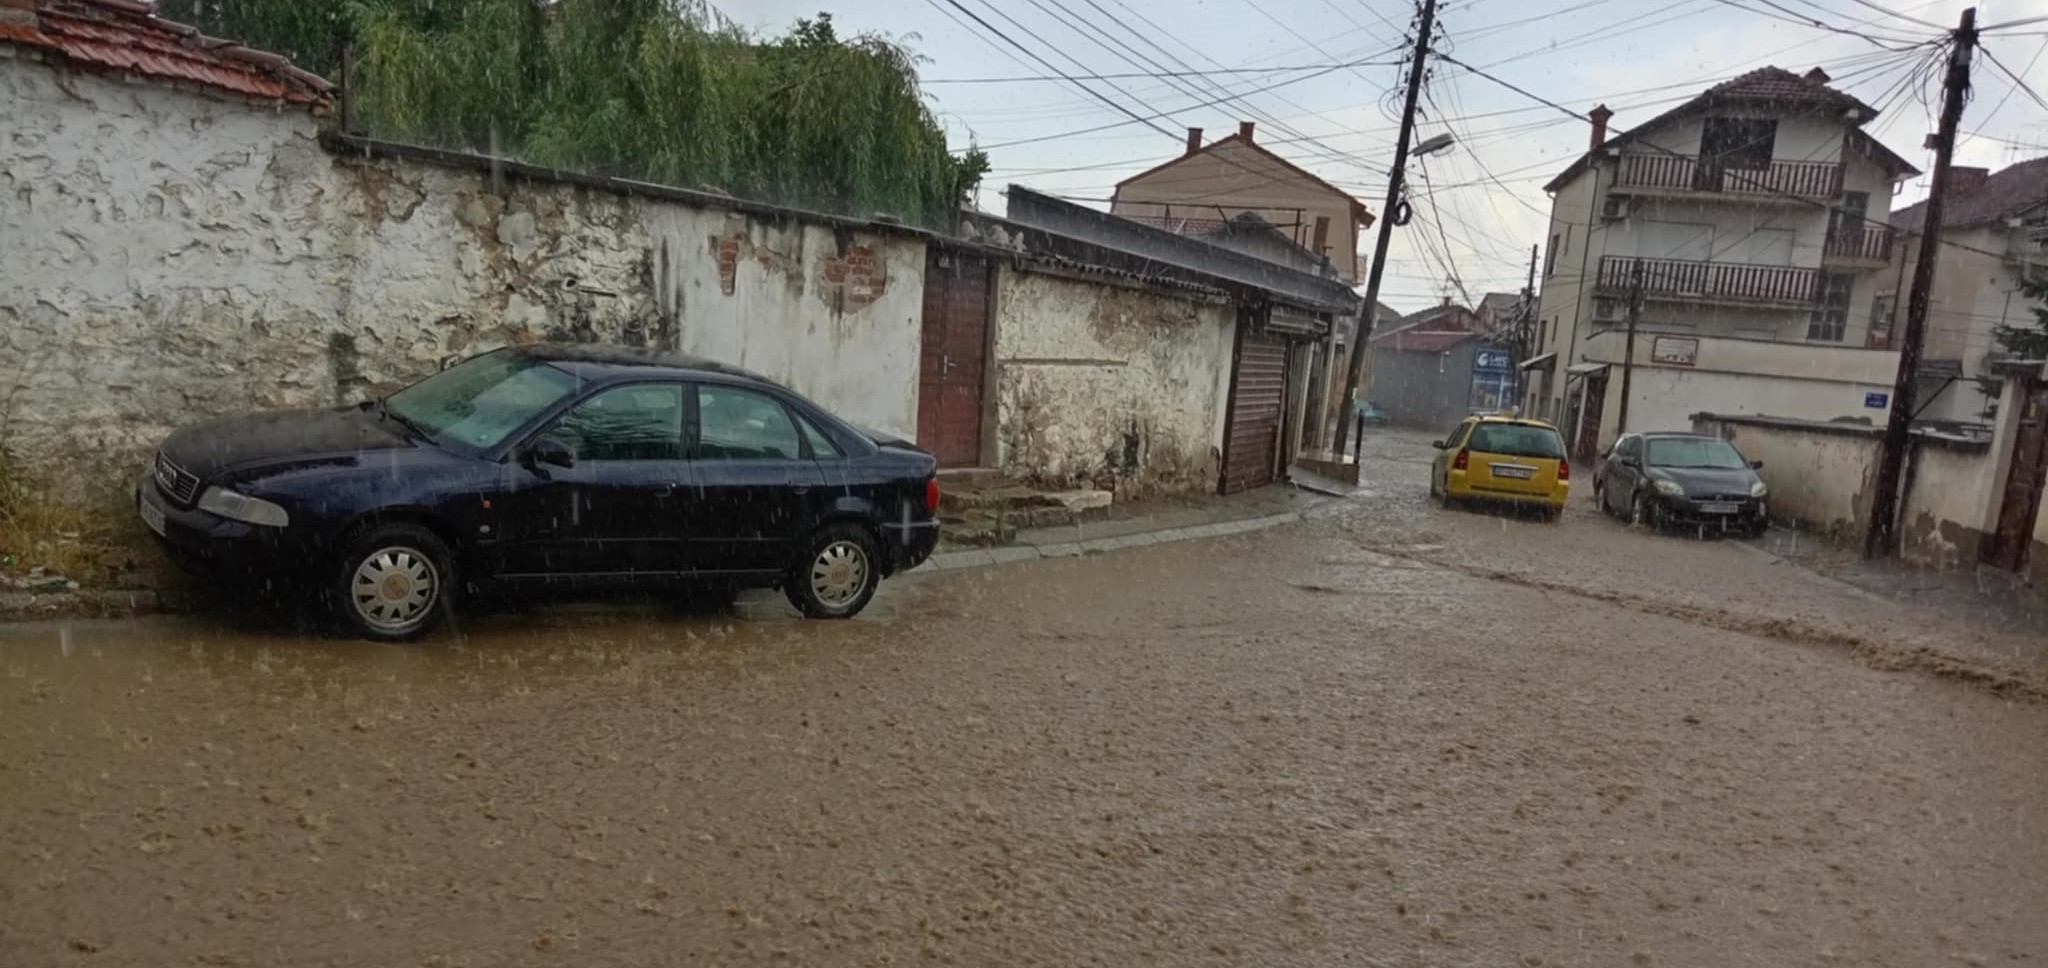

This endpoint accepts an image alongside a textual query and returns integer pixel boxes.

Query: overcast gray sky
[736,0,2048,312]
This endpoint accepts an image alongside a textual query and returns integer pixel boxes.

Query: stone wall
[992,266,1234,495]
[0,54,925,484]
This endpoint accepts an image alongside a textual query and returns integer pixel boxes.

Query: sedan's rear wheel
[333,524,454,641]
[785,523,880,619]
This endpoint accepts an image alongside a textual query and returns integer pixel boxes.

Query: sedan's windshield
[1647,437,1748,469]
[384,350,581,450]
[1467,423,1564,459]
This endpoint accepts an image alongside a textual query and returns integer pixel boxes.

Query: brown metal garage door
[1220,327,1288,494]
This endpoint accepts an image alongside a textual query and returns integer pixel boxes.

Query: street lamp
[1412,132,1456,157]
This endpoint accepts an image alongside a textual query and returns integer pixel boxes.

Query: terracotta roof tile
[2,0,331,105]
[1890,155,2048,230]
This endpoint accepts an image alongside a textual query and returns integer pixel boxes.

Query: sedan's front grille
[154,452,201,505]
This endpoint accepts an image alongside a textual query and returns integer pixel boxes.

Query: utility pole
[1511,244,1537,414]
[1866,6,1977,559]
[1616,258,1644,435]
[1333,0,1439,453]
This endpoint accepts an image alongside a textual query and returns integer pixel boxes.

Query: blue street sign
[1864,392,1889,409]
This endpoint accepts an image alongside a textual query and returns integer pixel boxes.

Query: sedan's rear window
[1467,423,1564,459]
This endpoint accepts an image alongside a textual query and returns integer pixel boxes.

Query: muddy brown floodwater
[4,434,2045,967]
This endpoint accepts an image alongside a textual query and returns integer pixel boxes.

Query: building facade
[1109,122,1373,284]
[1882,158,2048,424]
[1525,67,1920,456]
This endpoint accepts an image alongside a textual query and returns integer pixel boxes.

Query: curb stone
[911,497,1329,577]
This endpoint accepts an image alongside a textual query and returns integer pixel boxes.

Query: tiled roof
[1372,329,1476,354]
[1890,156,2048,230]
[1543,66,1901,193]
[0,0,331,105]
[1705,66,1867,111]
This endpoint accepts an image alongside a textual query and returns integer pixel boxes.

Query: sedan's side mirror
[1431,440,1447,450]
[526,435,575,469]
[1749,459,1764,470]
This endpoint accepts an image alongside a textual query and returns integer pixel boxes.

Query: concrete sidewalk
[1748,526,2048,646]
[917,482,1337,572]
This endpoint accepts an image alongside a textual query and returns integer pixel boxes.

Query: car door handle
[790,484,811,495]
[655,481,677,497]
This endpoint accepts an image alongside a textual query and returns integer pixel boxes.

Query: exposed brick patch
[711,228,747,296]
[819,243,886,309]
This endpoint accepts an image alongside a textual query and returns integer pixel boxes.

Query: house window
[1807,273,1854,341]
[1545,233,1560,276]
[1538,319,1549,351]
[1867,291,1897,348]
[1699,117,1776,170]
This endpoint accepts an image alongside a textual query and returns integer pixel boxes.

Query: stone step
[936,467,1008,490]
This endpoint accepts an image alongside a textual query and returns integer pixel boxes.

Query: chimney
[1239,121,1256,143]
[1949,166,1990,196]
[1804,66,1830,84]
[1588,104,1613,151]
[1185,127,1203,156]
[1441,295,1452,308]
[0,0,35,28]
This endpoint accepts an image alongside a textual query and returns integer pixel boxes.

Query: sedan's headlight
[1652,479,1686,497]
[197,487,290,527]
[1750,480,1769,498]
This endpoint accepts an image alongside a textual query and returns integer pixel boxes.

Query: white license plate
[140,494,167,536]
[1699,502,1739,515]
[1493,465,1534,479]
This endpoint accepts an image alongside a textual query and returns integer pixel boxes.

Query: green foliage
[1978,274,2048,419]
[154,2,979,225]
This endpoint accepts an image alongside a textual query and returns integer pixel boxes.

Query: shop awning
[1517,351,1556,372]
[1565,361,1610,377]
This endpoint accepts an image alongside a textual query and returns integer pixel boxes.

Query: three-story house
[1523,67,1920,457]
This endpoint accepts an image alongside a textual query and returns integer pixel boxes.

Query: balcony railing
[1615,153,1843,200]
[1824,223,1893,262]
[1597,255,1822,305]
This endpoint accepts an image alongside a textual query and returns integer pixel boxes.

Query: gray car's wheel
[1629,491,1658,532]
[785,523,881,619]
[333,523,453,642]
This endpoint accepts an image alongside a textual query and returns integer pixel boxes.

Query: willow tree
[162,1,985,225]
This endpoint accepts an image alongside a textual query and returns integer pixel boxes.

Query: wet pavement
[3,430,2044,967]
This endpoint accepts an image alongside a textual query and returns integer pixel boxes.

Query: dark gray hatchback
[1594,432,1769,536]
[138,344,941,640]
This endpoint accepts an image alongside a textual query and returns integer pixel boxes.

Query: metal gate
[1985,378,2048,571]
[916,250,992,467]
[1220,325,1288,494]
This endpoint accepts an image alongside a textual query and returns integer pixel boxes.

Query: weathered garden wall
[992,266,1233,495]
[0,53,925,484]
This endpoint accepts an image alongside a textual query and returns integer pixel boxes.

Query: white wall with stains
[992,267,1234,495]
[0,54,924,484]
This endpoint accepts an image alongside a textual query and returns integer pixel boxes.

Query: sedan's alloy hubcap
[810,541,868,607]
[352,547,438,629]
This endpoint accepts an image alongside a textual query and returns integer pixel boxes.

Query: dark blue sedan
[137,344,942,640]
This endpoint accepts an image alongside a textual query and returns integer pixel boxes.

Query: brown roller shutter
[1220,327,1288,494]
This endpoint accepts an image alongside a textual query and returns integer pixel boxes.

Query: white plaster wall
[0,54,924,480]
[636,207,924,437]
[1900,443,1998,568]
[1693,420,1877,531]
[993,267,1233,495]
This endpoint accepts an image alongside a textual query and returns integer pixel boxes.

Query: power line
[1978,45,2048,114]
[1703,0,1932,50]
[923,61,1402,83]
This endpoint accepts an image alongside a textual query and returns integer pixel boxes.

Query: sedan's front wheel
[333,523,454,642]
[785,523,881,619]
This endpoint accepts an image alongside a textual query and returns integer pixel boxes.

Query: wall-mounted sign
[1474,348,1512,373]
[1865,391,1890,409]
[1650,336,1699,366]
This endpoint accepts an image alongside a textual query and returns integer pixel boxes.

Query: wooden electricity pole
[1616,258,1644,435]
[1866,7,1977,559]
[1333,0,1439,454]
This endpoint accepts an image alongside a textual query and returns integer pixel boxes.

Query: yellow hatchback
[1429,415,1571,519]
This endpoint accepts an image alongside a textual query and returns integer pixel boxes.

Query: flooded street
[4,434,2044,968]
